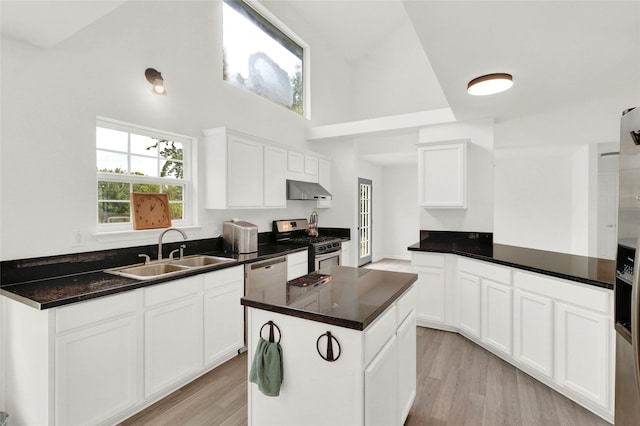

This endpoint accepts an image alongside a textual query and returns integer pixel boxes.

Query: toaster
[223,220,258,253]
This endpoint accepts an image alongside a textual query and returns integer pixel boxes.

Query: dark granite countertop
[0,242,308,310]
[408,234,614,290]
[241,265,417,330]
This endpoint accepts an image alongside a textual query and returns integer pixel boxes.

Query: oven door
[315,249,341,272]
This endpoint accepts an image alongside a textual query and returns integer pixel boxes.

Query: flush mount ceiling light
[467,73,513,96]
[145,68,167,95]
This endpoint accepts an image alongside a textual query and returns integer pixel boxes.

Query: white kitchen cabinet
[316,157,332,208]
[203,266,244,368]
[287,150,305,173]
[227,134,264,208]
[457,272,481,339]
[144,276,203,398]
[411,252,451,329]
[264,145,287,208]
[396,309,416,424]
[304,155,319,176]
[287,250,309,280]
[554,302,611,410]
[417,140,468,208]
[364,335,397,426]
[341,240,352,266]
[513,288,554,379]
[54,292,140,426]
[203,127,286,209]
[247,284,415,426]
[482,279,512,356]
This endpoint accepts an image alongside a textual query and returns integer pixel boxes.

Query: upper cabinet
[202,127,331,210]
[417,139,468,209]
[202,128,286,209]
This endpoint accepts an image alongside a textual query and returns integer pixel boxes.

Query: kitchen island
[241,265,417,426]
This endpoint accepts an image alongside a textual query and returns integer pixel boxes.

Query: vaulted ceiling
[2,0,639,151]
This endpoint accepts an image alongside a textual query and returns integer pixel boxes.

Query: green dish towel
[249,337,284,396]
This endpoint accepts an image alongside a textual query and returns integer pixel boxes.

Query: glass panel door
[359,178,372,266]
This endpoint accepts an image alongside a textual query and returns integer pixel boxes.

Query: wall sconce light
[145,68,167,95]
[467,73,513,96]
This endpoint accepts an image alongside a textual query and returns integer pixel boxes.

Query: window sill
[94,226,206,244]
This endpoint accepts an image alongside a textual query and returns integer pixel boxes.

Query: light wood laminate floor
[121,259,610,426]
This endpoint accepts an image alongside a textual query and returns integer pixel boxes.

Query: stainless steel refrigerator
[615,106,640,425]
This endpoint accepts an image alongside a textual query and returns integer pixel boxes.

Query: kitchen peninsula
[241,265,417,426]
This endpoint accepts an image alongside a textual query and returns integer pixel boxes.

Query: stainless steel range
[273,219,342,273]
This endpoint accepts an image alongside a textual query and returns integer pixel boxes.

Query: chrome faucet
[158,227,188,261]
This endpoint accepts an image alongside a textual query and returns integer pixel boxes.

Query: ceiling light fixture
[467,73,513,96]
[145,68,167,95]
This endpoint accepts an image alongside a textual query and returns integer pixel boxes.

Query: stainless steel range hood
[286,179,332,200]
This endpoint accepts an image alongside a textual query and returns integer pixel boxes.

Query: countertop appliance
[273,218,342,273]
[223,220,257,254]
[615,106,640,425]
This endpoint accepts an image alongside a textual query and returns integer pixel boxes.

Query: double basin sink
[106,255,237,280]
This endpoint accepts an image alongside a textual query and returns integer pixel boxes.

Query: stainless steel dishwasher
[243,256,288,349]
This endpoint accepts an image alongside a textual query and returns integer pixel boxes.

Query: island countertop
[241,265,418,330]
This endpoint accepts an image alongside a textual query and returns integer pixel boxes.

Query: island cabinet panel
[203,266,244,368]
[365,335,397,426]
[247,309,365,426]
[246,282,417,426]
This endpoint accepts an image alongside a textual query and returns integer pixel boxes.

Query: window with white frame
[96,118,192,230]
[222,0,306,116]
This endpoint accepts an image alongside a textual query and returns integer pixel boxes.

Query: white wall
[0,1,354,260]
[380,164,419,260]
[494,145,591,255]
[419,119,495,232]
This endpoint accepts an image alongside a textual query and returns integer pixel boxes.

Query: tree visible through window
[96,121,190,229]
[223,0,304,115]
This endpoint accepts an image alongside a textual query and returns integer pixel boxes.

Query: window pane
[159,158,184,179]
[131,133,158,156]
[130,155,158,176]
[162,185,183,201]
[169,202,183,221]
[98,201,130,224]
[97,150,128,173]
[98,181,130,201]
[96,127,128,151]
[223,0,303,115]
[158,140,183,161]
[132,183,161,193]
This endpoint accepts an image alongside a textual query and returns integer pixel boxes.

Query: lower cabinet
[341,241,352,267]
[4,265,245,425]
[396,310,417,423]
[411,252,449,328]
[457,272,481,339]
[55,314,139,426]
[513,288,554,378]
[364,335,397,426]
[204,266,244,367]
[411,253,614,422]
[144,288,203,398]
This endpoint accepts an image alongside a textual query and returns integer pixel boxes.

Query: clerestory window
[222,0,306,116]
[96,118,193,231]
